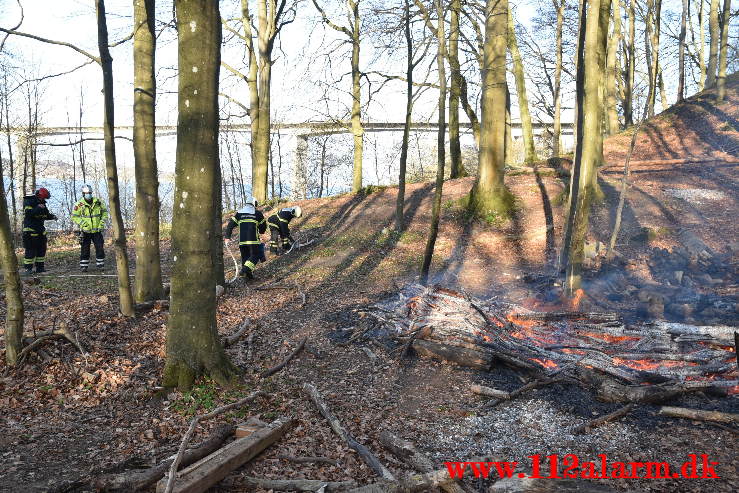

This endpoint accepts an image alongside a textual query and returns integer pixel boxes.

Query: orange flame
[567,289,585,310]
[532,358,558,369]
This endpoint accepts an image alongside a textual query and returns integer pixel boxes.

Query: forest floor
[0,76,737,493]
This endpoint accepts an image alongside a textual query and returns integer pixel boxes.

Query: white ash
[665,188,727,204]
[422,398,645,464]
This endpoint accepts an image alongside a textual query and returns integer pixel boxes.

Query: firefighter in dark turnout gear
[224,198,266,279]
[267,205,302,254]
[71,185,109,271]
[22,187,57,274]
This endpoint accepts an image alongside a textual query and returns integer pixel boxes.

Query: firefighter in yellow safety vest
[71,185,109,271]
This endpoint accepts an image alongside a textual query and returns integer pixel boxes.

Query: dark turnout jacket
[23,195,56,234]
[225,205,266,245]
[267,207,298,237]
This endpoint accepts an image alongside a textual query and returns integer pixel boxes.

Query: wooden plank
[156,417,295,493]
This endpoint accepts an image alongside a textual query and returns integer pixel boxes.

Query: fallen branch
[93,425,235,491]
[261,337,307,378]
[378,431,465,493]
[240,477,354,492]
[17,325,86,366]
[303,383,395,480]
[482,377,562,409]
[224,319,251,348]
[573,404,635,434]
[658,406,739,424]
[163,390,267,493]
[277,454,340,466]
[135,299,170,311]
[470,384,510,400]
[160,417,295,493]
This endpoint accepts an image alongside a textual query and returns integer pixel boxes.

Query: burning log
[368,285,739,404]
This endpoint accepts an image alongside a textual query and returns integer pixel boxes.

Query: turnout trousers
[22,232,47,272]
[80,232,105,269]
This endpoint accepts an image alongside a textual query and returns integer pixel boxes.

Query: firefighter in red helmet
[22,187,57,274]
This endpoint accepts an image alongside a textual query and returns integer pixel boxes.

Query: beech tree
[420,0,447,285]
[507,7,536,164]
[0,119,23,367]
[715,0,731,102]
[312,0,366,193]
[132,0,163,302]
[163,0,237,389]
[706,0,719,87]
[467,0,512,218]
[563,0,609,295]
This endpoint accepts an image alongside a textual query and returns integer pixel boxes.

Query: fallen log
[482,377,563,409]
[161,391,267,493]
[93,425,235,492]
[412,339,492,370]
[303,383,395,481]
[157,417,295,493]
[658,406,739,424]
[573,404,634,434]
[240,477,355,492]
[470,384,510,400]
[378,431,465,493]
[261,337,307,378]
[17,324,86,366]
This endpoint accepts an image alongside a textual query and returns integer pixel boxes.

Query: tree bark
[715,0,731,102]
[564,0,607,295]
[552,0,565,157]
[468,0,512,218]
[350,0,364,192]
[96,0,135,317]
[164,0,238,390]
[448,0,463,177]
[0,159,23,366]
[132,0,163,303]
[507,7,536,164]
[677,0,688,101]
[622,0,635,126]
[605,0,620,134]
[706,0,719,87]
[396,0,413,231]
[420,0,448,285]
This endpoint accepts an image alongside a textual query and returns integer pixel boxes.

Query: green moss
[462,186,517,225]
[357,184,388,196]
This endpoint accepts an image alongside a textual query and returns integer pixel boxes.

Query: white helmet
[244,196,258,208]
[81,184,93,194]
[292,205,302,218]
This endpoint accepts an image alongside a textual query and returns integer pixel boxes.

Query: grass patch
[357,184,388,196]
[171,379,255,418]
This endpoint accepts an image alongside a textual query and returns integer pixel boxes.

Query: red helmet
[36,188,50,200]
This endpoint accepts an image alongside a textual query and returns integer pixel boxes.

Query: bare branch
[219,92,250,116]
[311,0,351,36]
[0,26,101,64]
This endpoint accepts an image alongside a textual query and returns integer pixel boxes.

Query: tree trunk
[214,158,226,286]
[132,0,163,302]
[240,0,260,202]
[644,0,661,118]
[677,0,688,101]
[459,73,480,148]
[350,0,364,193]
[0,140,23,367]
[164,0,237,390]
[96,0,135,317]
[552,0,565,157]
[622,0,635,126]
[697,0,707,90]
[396,0,413,231]
[564,0,607,295]
[706,0,719,87]
[507,8,536,164]
[715,0,731,102]
[252,0,275,203]
[605,0,620,134]
[420,0,447,285]
[3,73,17,233]
[448,0,463,177]
[468,0,512,217]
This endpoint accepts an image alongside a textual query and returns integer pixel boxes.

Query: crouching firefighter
[71,185,109,272]
[22,187,57,274]
[267,205,302,254]
[224,198,266,279]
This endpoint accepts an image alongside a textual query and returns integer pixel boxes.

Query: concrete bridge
[24,121,574,198]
